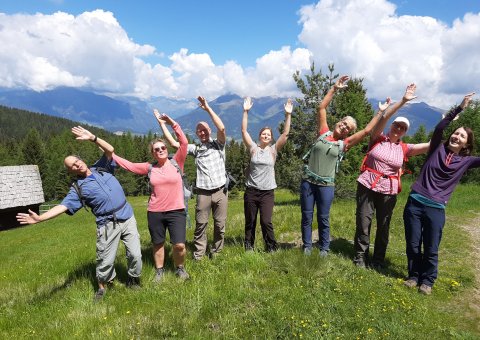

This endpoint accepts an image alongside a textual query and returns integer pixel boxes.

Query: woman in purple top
[403,92,478,295]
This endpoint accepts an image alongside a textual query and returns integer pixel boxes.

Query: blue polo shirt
[61,155,133,227]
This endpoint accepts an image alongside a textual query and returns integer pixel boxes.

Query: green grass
[1,184,479,338]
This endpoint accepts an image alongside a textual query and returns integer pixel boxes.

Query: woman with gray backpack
[300,75,388,257]
[241,97,293,252]
[112,110,190,282]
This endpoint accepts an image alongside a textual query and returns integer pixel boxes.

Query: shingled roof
[0,165,45,210]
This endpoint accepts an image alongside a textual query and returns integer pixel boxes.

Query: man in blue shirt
[17,126,142,301]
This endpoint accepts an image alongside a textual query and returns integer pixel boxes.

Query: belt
[198,185,225,193]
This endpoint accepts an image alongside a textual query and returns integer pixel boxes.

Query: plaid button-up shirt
[188,139,226,190]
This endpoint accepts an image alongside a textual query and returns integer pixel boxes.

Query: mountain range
[0,87,445,140]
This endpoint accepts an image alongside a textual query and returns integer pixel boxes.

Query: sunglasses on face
[153,145,167,152]
[393,122,407,130]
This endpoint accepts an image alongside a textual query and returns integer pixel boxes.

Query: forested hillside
[0,105,109,141]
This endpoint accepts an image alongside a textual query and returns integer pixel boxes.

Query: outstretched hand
[71,126,94,141]
[161,113,175,125]
[460,92,475,109]
[284,98,293,115]
[154,109,175,125]
[378,97,392,112]
[16,209,40,225]
[403,83,417,102]
[197,96,210,111]
[334,75,350,90]
[153,109,163,123]
[243,97,253,111]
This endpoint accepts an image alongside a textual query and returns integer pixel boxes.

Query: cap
[392,116,410,130]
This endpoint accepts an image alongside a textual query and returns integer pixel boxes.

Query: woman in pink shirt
[113,111,189,282]
[353,84,430,269]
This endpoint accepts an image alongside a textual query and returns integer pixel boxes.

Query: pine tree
[403,124,429,178]
[290,63,336,158]
[21,129,47,180]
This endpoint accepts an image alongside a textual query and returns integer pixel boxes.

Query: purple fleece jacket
[411,105,480,205]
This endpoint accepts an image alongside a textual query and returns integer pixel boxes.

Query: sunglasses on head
[153,145,167,152]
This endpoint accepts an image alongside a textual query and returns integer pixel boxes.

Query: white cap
[393,116,410,130]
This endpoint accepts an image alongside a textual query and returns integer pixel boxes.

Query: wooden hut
[0,165,45,231]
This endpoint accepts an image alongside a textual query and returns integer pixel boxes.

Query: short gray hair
[341,116,357,132]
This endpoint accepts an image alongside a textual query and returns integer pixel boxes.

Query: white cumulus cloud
[297,0,480,107]
[0,2,479,107]
[0,10,154,93]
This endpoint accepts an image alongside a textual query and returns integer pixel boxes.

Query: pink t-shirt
[112,123,188,212]
[357,135,413,194]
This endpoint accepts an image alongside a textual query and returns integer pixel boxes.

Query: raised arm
[370,83,417,141]
[275,98,293,151]
[241,97,255,149]
[71,126,114,160]
[317,75,349,134]
[16,205,68,225]
[154,109,180,149]
[430,92,475,152]
[408,142,431,157]
[346,110,385,149]
[166,114,188,169]
[198,96,226,144]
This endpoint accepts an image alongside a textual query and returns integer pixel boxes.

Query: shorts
[147,209,186,245]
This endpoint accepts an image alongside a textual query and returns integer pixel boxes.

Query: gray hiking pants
[96,216,142,283]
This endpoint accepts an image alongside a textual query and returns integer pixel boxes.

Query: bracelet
[93,135,98,142]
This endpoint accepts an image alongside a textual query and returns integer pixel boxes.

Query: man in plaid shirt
[187,96,228,260]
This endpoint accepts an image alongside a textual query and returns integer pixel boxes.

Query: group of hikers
[16,75,479,300]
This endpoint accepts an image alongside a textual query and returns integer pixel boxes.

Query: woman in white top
[241,97,293,252]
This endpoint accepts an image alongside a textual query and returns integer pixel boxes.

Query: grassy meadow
[1,183,479,338]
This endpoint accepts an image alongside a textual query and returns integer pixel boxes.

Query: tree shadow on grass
[330,237,406,279]
[274,199,301,206]
[183,236,244,255]
[29,261,97,304]
[30,247,154,303]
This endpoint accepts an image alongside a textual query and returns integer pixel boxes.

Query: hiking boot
[319,250,328,258]
[154,267,165,283]
[353,257,366,268]
[106,279,116,289]
[303,247,312,256]
[175,266,190,280]
[418,284,432,295]
[266,246,278,253]
[370,262,386,271]
[404,279,418,288]
[93,288,105,302]
[126,276,141,290]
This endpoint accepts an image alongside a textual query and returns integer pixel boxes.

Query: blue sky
[0,0,479,107]
[1,0,479,66]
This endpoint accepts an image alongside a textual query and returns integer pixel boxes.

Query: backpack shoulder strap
[302,131,332,161]
[169,158,183,175]
[148,161,158,180]
[360,136,387,171]
[400,141,409,162]
[71,180,89,212]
